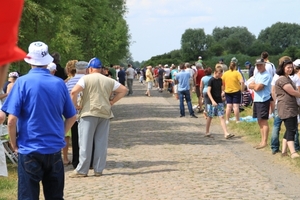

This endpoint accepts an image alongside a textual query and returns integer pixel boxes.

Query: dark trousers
[71,121,79,169]
[18,152,64,200]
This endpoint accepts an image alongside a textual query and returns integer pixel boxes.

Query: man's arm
[110,84,128,106]
[64,115,77,135]
[7,114,18,152]
[249,82,264,91]
[70,84,84,110]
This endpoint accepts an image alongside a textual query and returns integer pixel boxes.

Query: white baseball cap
[47,62,57,72]
[293,59,300,67]
[24,41,53,66]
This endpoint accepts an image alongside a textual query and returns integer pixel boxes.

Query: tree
[180,28,207,62]
[258,22,300,55]
[212,26,256,54]
[16,0,130,73]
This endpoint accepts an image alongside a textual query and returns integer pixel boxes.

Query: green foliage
[13,0,130,74]
[257,22,300,55]
[144,22,300,67]
[181,28,208,62]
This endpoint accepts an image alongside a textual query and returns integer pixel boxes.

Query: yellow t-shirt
[146,69,154,82]
[222,70,243,93]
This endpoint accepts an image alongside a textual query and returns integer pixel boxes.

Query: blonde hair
[278,56,291,67]
[214,66,223,73]
[215,63,223,70]
[65,60,78,77]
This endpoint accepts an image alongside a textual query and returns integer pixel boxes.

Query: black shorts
[253,99,270,120]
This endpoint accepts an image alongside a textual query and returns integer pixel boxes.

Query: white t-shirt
[186,68,195,79]
[164,68,170,76]
[126,68,135,79]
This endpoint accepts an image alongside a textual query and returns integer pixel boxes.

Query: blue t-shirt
[175,70,191,91]
[202,75,212,93]
[253,70,271,102]
[1,68,76,154]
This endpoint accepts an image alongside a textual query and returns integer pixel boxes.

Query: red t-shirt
[195,69,205,86]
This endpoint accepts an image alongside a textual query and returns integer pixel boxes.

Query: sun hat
[87,57,102,69]
[75,61,88,69]
[8,72,19,78]
[24,41,53,66]
[255,58,265,65]
[47,63,57,72]
[0,0,27,66]
[293,59,300,67]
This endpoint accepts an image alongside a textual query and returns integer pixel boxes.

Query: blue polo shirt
[175,70,191,91]
[1,68,76,154]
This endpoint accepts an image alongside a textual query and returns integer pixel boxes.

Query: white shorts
[147,81,153,89]
[173,84,178,93]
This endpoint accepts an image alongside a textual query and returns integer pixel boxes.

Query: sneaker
[190,114,198,118]
[69,170,87,178]
[94,172,103,177]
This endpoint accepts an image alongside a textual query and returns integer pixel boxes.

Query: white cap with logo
[24,41,53,66]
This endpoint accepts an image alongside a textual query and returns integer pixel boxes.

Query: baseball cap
[293,59,300,67]
[24,41,54,66]
[47,62,57,72]
[164,64,168,67]
[255,58,265,65]
[244,61,251,66]
[231,57,238,64]
[0,0,27,66]
[8,72,19,78]
[76,61,88,69]
[88,57,102,68]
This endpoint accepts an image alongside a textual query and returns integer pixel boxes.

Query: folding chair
[0,125,18,165]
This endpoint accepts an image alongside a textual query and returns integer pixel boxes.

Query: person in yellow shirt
[222,57,244,124]
[145,66,154,97]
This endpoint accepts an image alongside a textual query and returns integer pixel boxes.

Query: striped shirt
[65,74,85,93]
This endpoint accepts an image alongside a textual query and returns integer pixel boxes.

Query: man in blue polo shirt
[1,41,77,199]
[175,63,198,118]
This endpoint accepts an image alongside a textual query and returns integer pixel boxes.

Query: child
[206,67,234,139]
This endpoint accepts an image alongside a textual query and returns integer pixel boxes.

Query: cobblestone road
[63,80,300,200]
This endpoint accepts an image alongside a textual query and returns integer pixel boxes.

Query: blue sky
[126,0,300,62]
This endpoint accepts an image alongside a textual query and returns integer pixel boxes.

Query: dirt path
[64,80,300,200]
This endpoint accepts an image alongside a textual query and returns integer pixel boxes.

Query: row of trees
[13,0,131,74]
[142,22,300,68]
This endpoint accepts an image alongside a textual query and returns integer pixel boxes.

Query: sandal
[291,152,300,159]
[225,133,235,139]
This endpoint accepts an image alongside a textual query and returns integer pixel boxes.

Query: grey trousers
[76,116,110,174]
[127,78,133,94]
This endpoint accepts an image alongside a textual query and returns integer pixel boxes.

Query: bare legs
[63,136,70,165]
[255,119,269,149]
[226,103,240,123]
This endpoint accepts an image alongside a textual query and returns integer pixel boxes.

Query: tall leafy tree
[257,22,300,55]
[180,28,207,61]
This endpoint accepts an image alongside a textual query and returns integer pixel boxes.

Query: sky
[126,0,300,62]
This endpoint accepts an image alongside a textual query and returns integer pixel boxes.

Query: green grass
[0,162,17,200]
[192,93,300,169]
